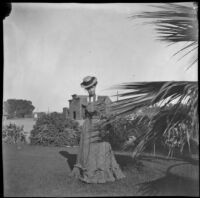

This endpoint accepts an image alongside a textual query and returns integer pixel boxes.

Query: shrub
[99,116,150,150]
[30,112,81,146]
[2,123,26,144]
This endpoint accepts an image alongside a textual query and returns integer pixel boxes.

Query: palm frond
[132,3,198,67]
[107,3,198,158]
[109,81,198,157]
[134,3,198,41]
[110,81,198,115]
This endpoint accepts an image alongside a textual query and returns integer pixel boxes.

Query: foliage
[111,81,198,139]
[112,3,198,159]
[2,123,26,144]
[112,3,198,156]
[99,115,150,150]
[112,93,198,158]
[30,112,81,146]
[163,122,189,157]
[133,3,198,68]
[98,103,194,156]
[99,117,130,149]
[111,81,197,115]
[146,104,193,151]
[3,99,35,118]
[121,104,196,156]
[109,81,198,158]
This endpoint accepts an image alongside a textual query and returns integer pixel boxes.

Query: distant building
[33,112,46,120]
[68,94,88,120]
[63,107,69,119]
[67,94,112,121]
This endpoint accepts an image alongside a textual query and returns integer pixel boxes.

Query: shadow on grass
[115,154,145,171]
[136,162,199,196]
[59,151,199,196]
[59,151,143,171]
[59,151,77,170]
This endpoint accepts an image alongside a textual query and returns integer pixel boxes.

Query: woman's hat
[81,76,97,89]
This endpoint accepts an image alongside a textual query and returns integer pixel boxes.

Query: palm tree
[109,3,198,158]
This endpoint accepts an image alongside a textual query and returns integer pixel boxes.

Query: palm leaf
[107,3,198,158]
[110,81,197,114]
[132,3,198,66]
[109,81,198,158]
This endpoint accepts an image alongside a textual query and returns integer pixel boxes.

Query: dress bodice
[85,101,101,119]
[83,118,101,143]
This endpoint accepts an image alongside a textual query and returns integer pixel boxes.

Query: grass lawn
[3,143,199,197]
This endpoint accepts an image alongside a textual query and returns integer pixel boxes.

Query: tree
[109,3,198,158]
[3,99,35,118]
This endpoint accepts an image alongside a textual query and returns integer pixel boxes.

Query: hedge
[30,112,81,146]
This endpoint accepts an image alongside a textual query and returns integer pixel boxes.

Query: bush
[2,123,26,144]
[30,112,81,146]
[99,116,150,150]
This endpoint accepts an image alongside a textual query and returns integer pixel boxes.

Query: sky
[3,3,197,112]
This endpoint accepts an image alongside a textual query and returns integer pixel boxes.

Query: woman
[71,76,125,183]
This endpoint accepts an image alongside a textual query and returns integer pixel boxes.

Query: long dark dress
[71,102,125,183]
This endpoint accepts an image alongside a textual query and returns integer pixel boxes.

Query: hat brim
[81,78,97,89]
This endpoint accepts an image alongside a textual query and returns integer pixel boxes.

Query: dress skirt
[71,118,125,183]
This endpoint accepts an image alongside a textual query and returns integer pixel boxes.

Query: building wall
[68,95,111,120]
[69,98,81,120]
[63,107,69,119]
[69,96,88,120]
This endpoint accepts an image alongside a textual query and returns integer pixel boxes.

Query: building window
[73,111,76,119]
